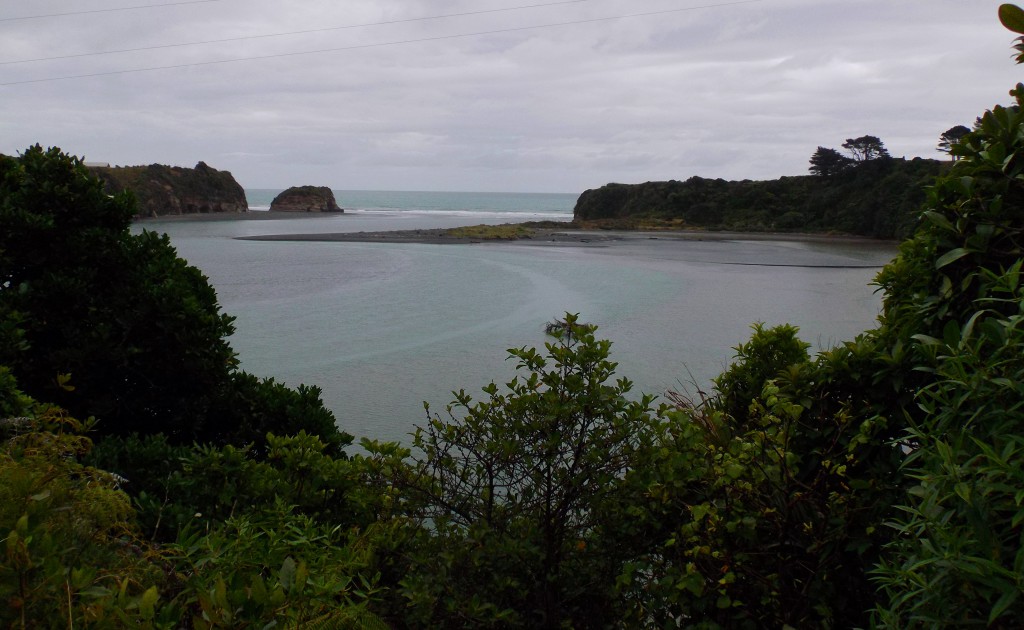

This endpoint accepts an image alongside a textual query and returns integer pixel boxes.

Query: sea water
[136,190,896,444]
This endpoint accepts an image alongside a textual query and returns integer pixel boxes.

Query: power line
[3,0,592,65]
[0,0,224,22]
[1,0,762,86]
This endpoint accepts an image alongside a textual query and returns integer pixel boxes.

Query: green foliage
[712,322,810,423]
[1,373,390,628]
[1000,4,1024,63]
[870,85,1024,627]
[809,146,853,177]
[618,324,905,628]
[0,145,236,440]
[938,125,971,159]
[0,145,348,450]
[0,402,167,629]
[574,157,945,238]
[843,135,892,162]
[444,223,533,240]
[400,314,659,627]
[169,509,386,629]
[89,430,369,542]
[214,371,352,455]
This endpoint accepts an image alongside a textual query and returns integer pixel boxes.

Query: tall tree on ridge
[937,125,970,160]
[842,135,890,162]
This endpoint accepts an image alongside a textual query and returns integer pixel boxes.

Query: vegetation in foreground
[4,8,1024,627]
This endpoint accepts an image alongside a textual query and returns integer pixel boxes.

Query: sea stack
[270,186,344,212]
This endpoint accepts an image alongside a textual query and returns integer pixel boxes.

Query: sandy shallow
[235,226,893,248]
[133,211,894,252]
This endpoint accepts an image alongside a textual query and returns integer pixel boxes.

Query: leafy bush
[871,85,1024,627]
[0,394,166,628]
[617,323,904,629]
[398,314,660,627]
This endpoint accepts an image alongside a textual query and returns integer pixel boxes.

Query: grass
[444,224,535,240]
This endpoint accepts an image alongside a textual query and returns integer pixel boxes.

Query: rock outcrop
[90,161,248,218]
[269,186,343,212]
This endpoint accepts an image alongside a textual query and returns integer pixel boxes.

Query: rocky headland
[270,186,343,212]
[89,161,248,218]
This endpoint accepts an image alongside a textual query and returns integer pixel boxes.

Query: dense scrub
[574,157,945,239]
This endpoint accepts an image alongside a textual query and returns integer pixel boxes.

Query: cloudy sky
[1,0,1020,192]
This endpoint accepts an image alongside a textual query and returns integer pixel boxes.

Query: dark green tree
[843,135,891,162]
[0,145,348,450]
[808,146,853,177]
[400,315,659,627]
[0,146,235,439]
[937,124,971,159]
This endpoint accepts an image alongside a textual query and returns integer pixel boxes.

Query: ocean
[136,189,896,445]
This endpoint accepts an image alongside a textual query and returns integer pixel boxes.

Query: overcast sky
[2,0,1021,193]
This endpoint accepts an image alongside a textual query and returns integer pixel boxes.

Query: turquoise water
[138,192,897,445]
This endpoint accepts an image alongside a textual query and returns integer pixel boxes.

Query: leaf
[989,588,1019,624]
[960,310,986,347]
[935,248,970,270]
[999,4,1024,35]
[923,211,955,232]
[56,373,75,392]
[911,334,942,346]
[139,586,159,620]
[279,556,297,590]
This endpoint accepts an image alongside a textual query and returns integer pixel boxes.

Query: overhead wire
[0,0,762,87]
[2,0,598,65]
[0,0,224,22]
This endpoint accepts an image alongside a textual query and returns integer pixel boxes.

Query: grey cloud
[2,0,1021,192]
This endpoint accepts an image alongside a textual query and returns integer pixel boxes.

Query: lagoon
[137,191,896,444]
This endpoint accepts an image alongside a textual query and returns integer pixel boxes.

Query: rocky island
[269,186,343,212]
[89,161,247,218]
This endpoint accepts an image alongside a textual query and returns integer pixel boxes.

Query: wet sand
[133,211,893,249]
[235,226,892,248]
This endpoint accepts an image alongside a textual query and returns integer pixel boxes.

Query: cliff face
[269,186,343,212]
[90,161,248,218]
[573,158,947,239]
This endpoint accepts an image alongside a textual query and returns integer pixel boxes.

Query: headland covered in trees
[4,7,1024,628]
[573,150,944,239]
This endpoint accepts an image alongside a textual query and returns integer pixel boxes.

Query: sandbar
[235,226,893,248]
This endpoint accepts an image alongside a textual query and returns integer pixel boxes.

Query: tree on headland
[808,146,853,177]
[937,124,970,159]
[842,135,890,162]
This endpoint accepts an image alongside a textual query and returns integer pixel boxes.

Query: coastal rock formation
[270,186,343,212]
[90,161,248,218]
